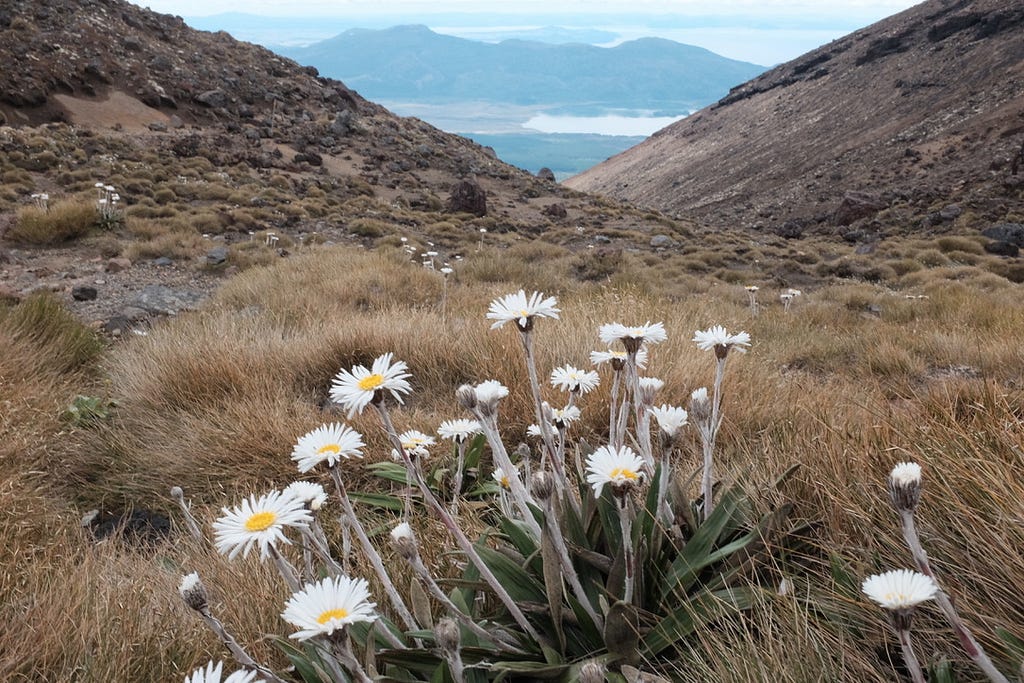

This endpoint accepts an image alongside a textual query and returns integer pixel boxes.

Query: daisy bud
[178,572,208,612]
[689,387,711,424]
[531,471,555,501]
[434,617,461,654]
[888,462,922,513]
[579,661,607,683]
[389,522,418,560]
[455,384,477,411]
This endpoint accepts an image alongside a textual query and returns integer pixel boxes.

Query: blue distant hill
[281,25,766,112]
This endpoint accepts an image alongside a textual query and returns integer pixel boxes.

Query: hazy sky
[138,0,921,21]
[132,0,923,64]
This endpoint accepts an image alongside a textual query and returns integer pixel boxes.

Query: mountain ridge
[567,0,1024,237]
[280,25,765,111]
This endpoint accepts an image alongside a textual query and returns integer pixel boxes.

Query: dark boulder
[447,178,488,217]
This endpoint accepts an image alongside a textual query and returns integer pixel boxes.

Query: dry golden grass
[4,246,1024,680]
[6,199,98,245]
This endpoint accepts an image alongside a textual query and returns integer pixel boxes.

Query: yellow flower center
[609,467,638,481]
[518,309,530,318]
[357,373,385,391]
[317,443,341,456]
[500,476,510,488]
[317,607,350,624]
[884,592,907,604]
[244,511,277,532]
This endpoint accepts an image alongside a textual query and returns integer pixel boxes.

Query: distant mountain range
[280,25,766,112]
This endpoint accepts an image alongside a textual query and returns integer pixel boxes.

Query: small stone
[650,235,675,248]
[206,246,229,266]
[71,285,98,301]
[153,256,173,266]
[105,257,132,273]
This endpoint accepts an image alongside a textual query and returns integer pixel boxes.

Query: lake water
[522,113,688,136]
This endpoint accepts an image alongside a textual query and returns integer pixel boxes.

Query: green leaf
[366,461,413,484]
[997,627,1024,663]
[271,636,334,682]
[658,485,748,602]
[472,544,547,603]
[348,491,405,512]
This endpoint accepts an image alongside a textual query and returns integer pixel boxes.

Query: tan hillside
[567,0,1024,237]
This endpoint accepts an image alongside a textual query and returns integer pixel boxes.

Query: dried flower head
[888,462,923,512]
[178,571,208,612]
[389,522,418,560]
[434,617,461,653]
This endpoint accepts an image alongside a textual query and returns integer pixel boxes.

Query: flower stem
[375,404,544,642]
[197,607,289,683]
[327,630,374,683]
[542,496,604,630]
[701,357,727,521]
[328,466,418,635]
[899,511,1009,683]
[897,627,926,683]
[405,551,525,652]
[617,495,635,604]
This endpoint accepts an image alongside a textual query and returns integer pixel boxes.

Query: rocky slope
[0,0,699,328]
[567,0,1024,237]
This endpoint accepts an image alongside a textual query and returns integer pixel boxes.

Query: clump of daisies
[171,291,791,681]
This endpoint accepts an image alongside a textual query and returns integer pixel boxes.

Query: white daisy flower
[745,285,759,292]
[291,423,365,473]
[693,325,751,357]
[470,379,510,416]
[550,365,600,394]
[649,405,689,438]
[438,418,482,443]
[551,404,581,428]
[526,423,544,438]
[184,661,264,683]
[487,290,560,331]
[282,575,378,640]
[585,445,646,497]
[213,490,312,561]
[598,322,668,348]
[590,347,648,369]
[492,466,518,489]
[283,481,328,510]
[861,569,938,610]
[637,377,664,405]
[398,429,435,458]
[330,353,412,418]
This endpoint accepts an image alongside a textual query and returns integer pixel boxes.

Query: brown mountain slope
[567,0,1024,235]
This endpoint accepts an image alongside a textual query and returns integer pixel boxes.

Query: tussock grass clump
[6,199,97,244]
